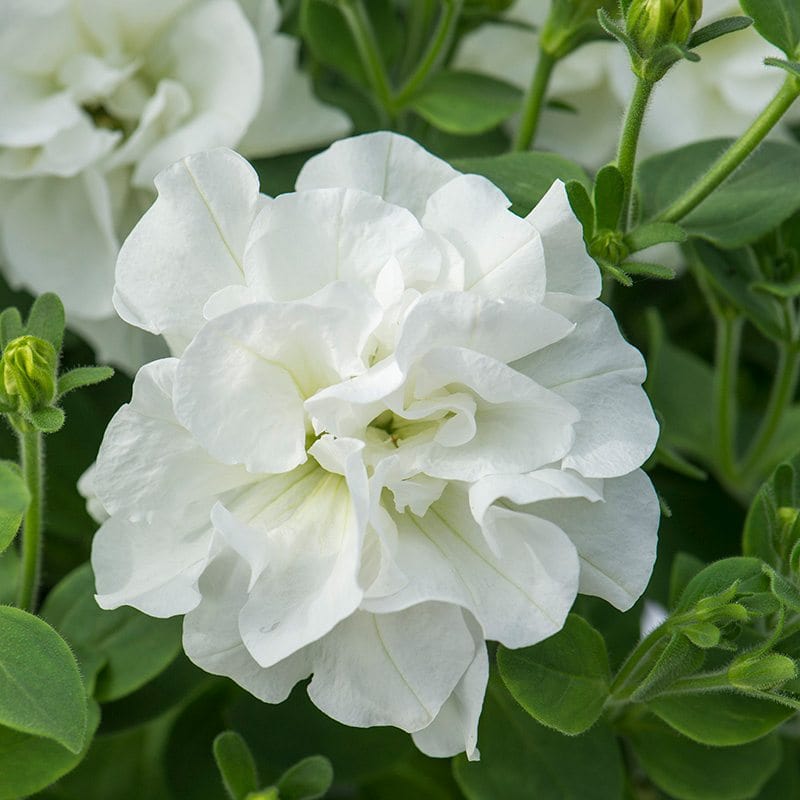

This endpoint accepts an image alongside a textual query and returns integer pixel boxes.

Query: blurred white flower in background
[88,132,660,758]
[456,0,800,168]
[0,0,349,370]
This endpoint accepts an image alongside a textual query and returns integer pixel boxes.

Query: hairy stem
[513,49,557,152]
[16,429,43,612]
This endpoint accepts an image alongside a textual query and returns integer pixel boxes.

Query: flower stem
[738,340,800,481]
[616,77,654,231]
[658,77,800,224]
[338,0,396,122]
[395,0,462,108]
[713,314,743,484]
[513,49,557,152]
[16,428,43,612]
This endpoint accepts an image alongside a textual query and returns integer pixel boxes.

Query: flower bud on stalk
[540,0,618,58]
[626,0,702,55]
[728,653,798,691]
[0,335,57,415]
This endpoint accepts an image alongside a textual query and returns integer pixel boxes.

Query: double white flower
[456,0,800,168]
[90,132,660,757]
[0,0,348,368]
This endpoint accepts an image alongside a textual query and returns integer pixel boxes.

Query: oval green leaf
[0,606,88,753]
[277,755,334,800]
[497,614,610,736]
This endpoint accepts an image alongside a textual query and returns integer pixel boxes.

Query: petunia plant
[2,0,800,798]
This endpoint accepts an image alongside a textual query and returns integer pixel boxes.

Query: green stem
[16,429,43,612]
[398,0,437,80]
[338,0,396,121]
[616,78,654,231]
[738,340,800,480]
[395,0,462,108]
[713,314,743,483]
[609,624,671,702]
[513,49,557,152]
[658,77,800,224]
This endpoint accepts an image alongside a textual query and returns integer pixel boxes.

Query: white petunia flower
[0,0,349,370]
[90,132,660,758]
[455,0,800,168]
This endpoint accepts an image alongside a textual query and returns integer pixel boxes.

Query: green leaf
[0,700,100,800]
[688,241,785,342]
[763,56,800,78]
[0,606,88,753]
[751,276,800,299]
[57,365,115,398]
[0,460,29,553]
[740,0,800,58]
[453,152,589,217]
[409,71,521,135]
[648,692,793,746]
[626,716,782,800]
[453,679,624,800]
[300,0,400,88]
[621,261,676,279]
[743,456,800,569]
[41,563,182,702]
[688,16,753,48]
[0,308,22,349]
[29,405,65,433]
[24,292,65,351]
[675,557,766,612]
[625,222,687,252]
[593,165,625,231]
[277,755,334,800]
[214,731,259,800]
[565,179,595,236]
[764,566,800,612]
[639,139,800,248]
[497,614,610,736]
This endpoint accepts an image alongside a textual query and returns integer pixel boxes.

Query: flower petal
[93,358,253,518]
[412,612,487,761]
[366,485,580,649]
[183,548,313,702]
[1,171,117,319]
[514,296,658,478]
[243,188,442,302]
[526,180,600,299]
[173,297,380,473]
[526,470,660,610]
[228,472,365,668]
[422,174,547,301]
[295,131,460,219]
[307,602,475,732]
[113,148,262,348]
[92,512,213,617]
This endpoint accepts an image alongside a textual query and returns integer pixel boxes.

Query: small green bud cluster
[0,335,57,418]
[625,0,702,55]
[589,229,630,266]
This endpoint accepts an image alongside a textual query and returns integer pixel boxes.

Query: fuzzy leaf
[24,293,65,351]
[688,16,753,48]
[57,366,115,398]
[213,731,259,800]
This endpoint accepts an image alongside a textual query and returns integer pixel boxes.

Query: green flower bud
[626,0,702,54]
[728,653,797,691]
[1,335,57,414]
[590,230,630,265]
[541,0,619,58]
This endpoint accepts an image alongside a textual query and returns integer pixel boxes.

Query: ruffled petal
[296,131,460,220]
[114,148,262,346]
[307,602,475,732]
[365,485,580,649]
[514,295,658,478]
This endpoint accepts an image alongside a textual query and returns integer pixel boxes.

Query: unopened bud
[590,230,630,265]
[1,335,57,414]
[626,0,702,55]
[540,0,618,58]
[729,653,797,691]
